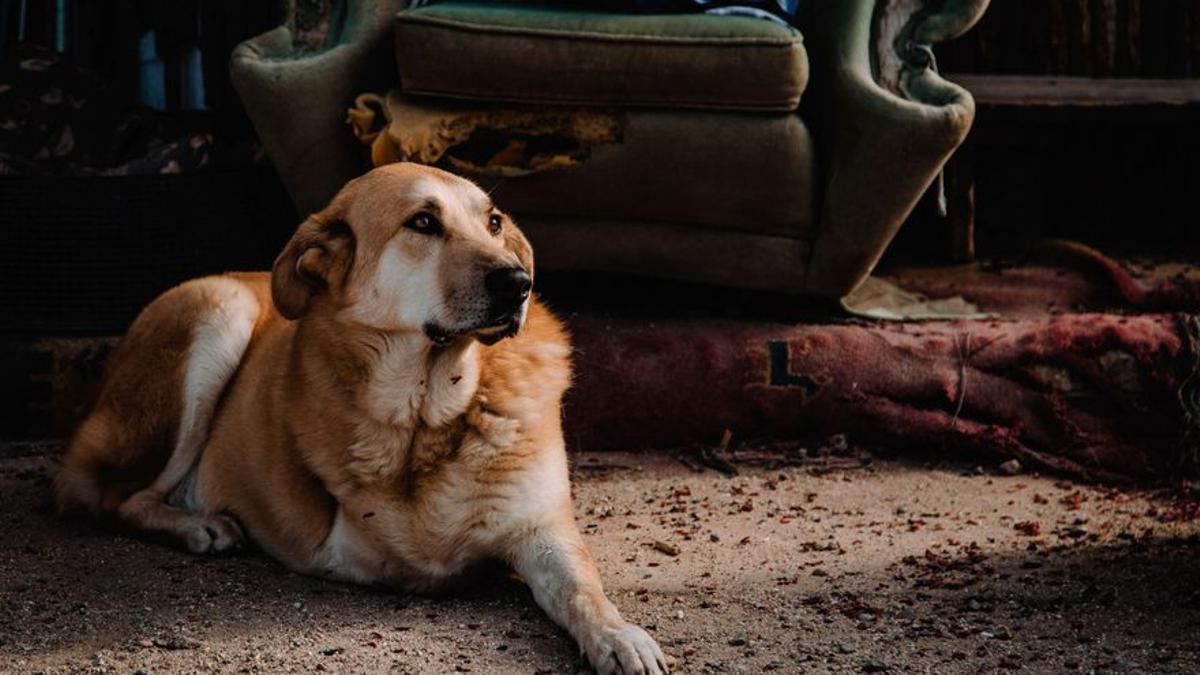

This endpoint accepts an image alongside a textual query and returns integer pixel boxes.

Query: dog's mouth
[474,314,522,345]
[423,314,522,346]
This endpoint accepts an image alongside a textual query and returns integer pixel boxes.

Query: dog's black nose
[485,267,532,310]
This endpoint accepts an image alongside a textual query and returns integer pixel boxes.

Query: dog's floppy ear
[271,215,356,319]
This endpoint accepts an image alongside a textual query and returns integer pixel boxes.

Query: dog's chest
[362,338,479,429]
[313,447,566,587]
[313,504,475,588]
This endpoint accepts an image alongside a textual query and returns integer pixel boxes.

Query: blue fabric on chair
[407,0,799,25]
[589,1,798,25]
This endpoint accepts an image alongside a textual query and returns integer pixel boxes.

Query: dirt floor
[4,447,1200,674]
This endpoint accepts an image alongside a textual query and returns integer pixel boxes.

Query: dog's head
[271,163,534,345]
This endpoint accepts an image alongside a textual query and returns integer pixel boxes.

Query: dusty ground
[4,448,1200,674]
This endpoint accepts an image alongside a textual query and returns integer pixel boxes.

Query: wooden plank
[1067,0,1092,75]
[1116,0,1143,76]
[1049,2,1070,74]
[1168,0,1191,77]
[952,74,1200,107]
[1022,0,1050,74]
[998,0,1023,74]
[975,0,997,73]
[1193,0,1200,77]
[1141,0,1168,76]
[1093,0,1118,76]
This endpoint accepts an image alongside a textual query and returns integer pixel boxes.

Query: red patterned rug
[562,243,1200,483]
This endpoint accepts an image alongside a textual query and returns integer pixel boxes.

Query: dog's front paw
[180,512,245,555]
[582,622,668,675]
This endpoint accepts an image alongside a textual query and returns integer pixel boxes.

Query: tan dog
[55,163,667,675]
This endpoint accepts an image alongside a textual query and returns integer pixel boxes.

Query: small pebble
[652,541,680,557]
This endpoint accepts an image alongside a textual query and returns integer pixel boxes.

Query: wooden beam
[952,74,1200,107]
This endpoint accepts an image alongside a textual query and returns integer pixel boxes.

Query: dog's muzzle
[484,267,532,319]
[423,267,531,346]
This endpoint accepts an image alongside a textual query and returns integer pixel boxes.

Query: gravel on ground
[4,448,1200,673]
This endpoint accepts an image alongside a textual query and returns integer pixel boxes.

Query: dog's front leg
[509,520,667,674]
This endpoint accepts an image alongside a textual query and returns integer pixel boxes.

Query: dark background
[893,0,1200,262]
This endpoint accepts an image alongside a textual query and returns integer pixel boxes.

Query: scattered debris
[678,432,873,477]
[1014,521,1043,536]
[652,541,680,557]
[999,459,1022,475]
[8,451,1200,672]
[695,429,740,476]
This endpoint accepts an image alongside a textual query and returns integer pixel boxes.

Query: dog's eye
[488,214,503,236]
[405,212,442,235]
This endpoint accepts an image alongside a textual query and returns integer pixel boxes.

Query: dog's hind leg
[112,278,261,554]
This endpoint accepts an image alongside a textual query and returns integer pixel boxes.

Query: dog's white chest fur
[311,445,569,587]
[312,501,485,585]
[362,336,480,429]
[346,337,482,481]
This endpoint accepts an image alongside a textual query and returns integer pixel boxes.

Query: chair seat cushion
[394,1,808,111]
[470,106,818,238]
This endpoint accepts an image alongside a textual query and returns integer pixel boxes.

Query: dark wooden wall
[938,0,1200,78]
[889,2,1200,262]
[1,0,285,113]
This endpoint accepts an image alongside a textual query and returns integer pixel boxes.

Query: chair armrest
[231,1,403,215]
[796,0,988,297]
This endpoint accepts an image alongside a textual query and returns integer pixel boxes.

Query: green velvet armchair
[232,0,988,298]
